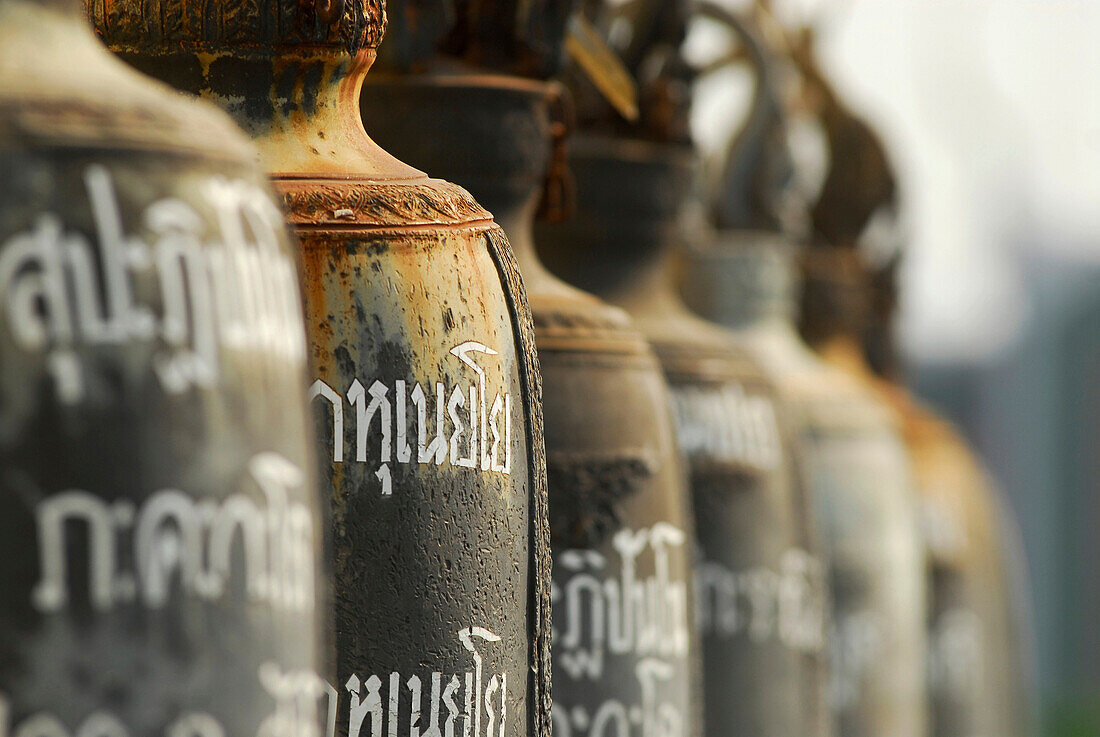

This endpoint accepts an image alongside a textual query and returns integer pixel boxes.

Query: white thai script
[0,166,305,404]
[30,452,314,614]
[670,384,782,470]
[334,627,509,737]
[551,659,684,737]
[311,342,512,495]
[550,524,690,681]
[695,548,826,652]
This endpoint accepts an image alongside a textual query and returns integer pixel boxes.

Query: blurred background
[687,1,1100,733]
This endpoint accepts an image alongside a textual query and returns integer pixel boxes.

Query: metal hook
[536,83,577,224]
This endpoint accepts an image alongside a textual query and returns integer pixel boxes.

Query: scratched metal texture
[362,78,701,737]
[90,1,554,732]
[0,4,326,737]
[284,176,550,737]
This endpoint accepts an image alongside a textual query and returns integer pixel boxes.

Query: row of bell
[0,4,1029,737]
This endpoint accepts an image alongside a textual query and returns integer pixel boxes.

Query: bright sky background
[691,0,1100,364]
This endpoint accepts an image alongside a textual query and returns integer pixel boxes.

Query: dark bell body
[533,137,832,737]
[681,233,929,737]
[0,1,326,736]
[90,7,552,737]
[362,77,701,737]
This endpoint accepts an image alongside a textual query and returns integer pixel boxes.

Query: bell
[362,0,701,733]
[685,217,930,737]
[541,130,836,737]
[362,70,700,737]
[530,5,832,737]
[872,354,1034,737]
[861,176,1035,737]
[791,22,1034,734]
[0,0,326,734]
[90,4,552,737]
[680,16,928,737]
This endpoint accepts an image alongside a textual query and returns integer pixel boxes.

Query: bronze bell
[531,3,833,737]
[680,13,929,737]
[0,0,327,734]
[89,3,553,737]
[861,190,1035,737]
[686,220,930,737]
[791,20,1034,734]
[362,0,702,733]
[362,65,701,737]
[794,247,929,737]
[874,369,1035,737]
[538,131,835,737]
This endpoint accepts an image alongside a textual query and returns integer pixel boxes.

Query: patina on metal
[362,74,700,737]
[90,5,552,737]
[679,11,928,737]
[0,1,326,737]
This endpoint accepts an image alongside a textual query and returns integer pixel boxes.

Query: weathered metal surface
[362,77,700,737]
[681,234,929,737]
[292,191,548,737]
[91,7,552,737]
[534,137,831,737]
[0,2,326,737]
[90,0,385,55]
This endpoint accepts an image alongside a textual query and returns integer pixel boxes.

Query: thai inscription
[695,549,826,652]
[29,452,315,615]
[0,626,510,737]
[669,383,782,470]
[342,627,509,737]
[310,342,513,495]
[552,524,690,737]
[0,165,305,404]
[551,658,684,737]
[253,627,512,737]
[0,663,330,737]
